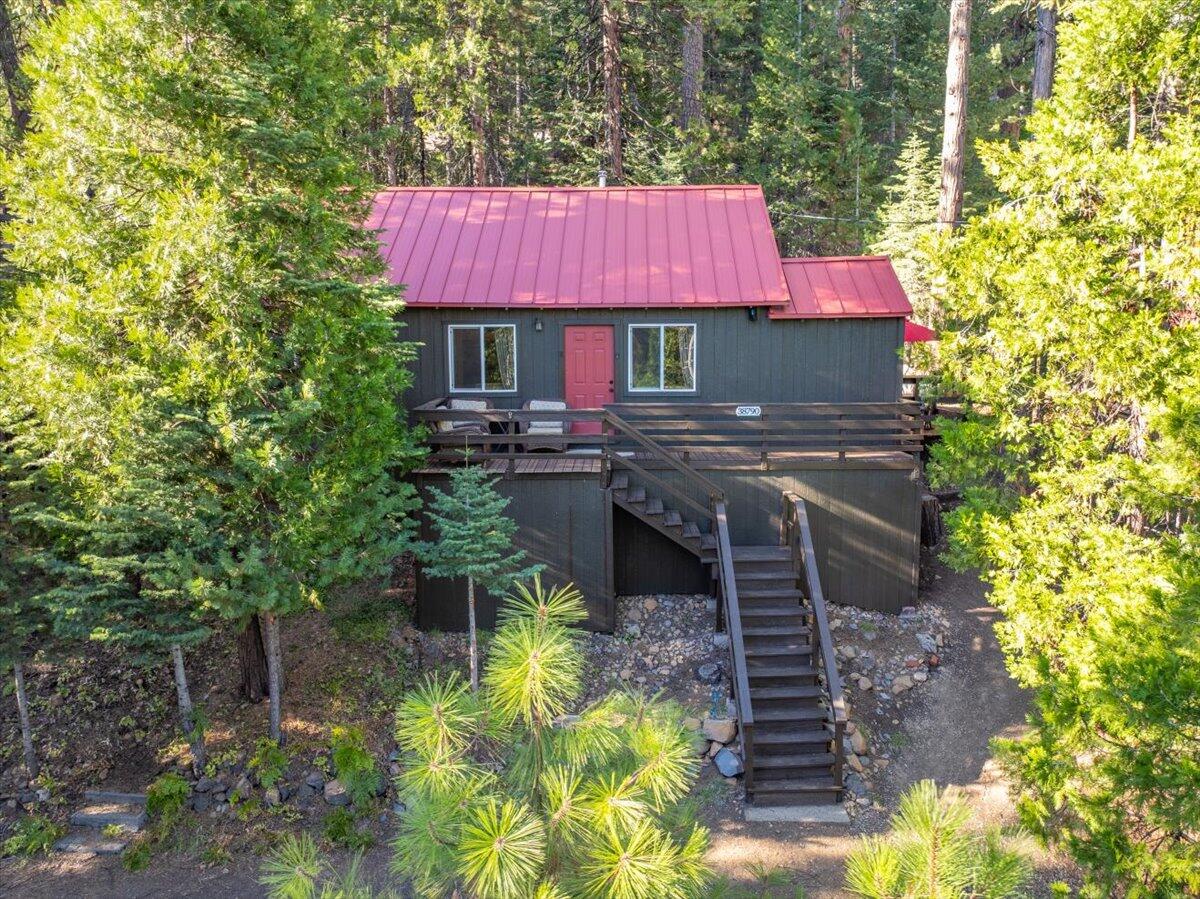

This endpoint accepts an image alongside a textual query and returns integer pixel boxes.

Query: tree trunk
[170,644,207,776]
[471,110,488,186]
[382,85,399,186]
[237,614,270,703]
[12,659,39,780]
[681,14,703,129]
[262,611,284,744]
[0,0,28,138]
[1127,84,1137,149]
[600,0,624,182]
[835,0,856,90]
[937,0,971,230]
[467,576,479,692]
[1031,1,1057,102]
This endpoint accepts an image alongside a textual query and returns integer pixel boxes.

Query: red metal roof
[367,186,789,309]
[771,256,913,319]
[904,321,937,342]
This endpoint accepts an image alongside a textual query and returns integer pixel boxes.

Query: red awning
[904,321,937,342]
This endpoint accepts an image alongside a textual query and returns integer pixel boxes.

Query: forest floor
[0,558,1079,898]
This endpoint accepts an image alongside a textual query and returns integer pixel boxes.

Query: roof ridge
[374,184,764,193]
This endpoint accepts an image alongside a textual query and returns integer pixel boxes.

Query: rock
[323,779,350,807]
[619,669,633,680]
[856,675,874,692]
[899,606,919,621]
[830,618,843,631]
[695,663,723,685]
[846,753,864,773]
[845,773,867,797]
[682,716,701,731]
[713,748,744,777]
[927,654,941,668]
[849,729,868,755]
[195,776,219,794]
[305,771,325,789]
[232,776,253,801]
[264,787,281,807]
[913,670,928,683]
[389,763,401,776]
[391,801,406,816]
[707,741,722,758]
[916,633,938,654]
[712,632,729,650]
[905,657,922,669]
[842,645,857,659]
[34,788,50,803]
[278,784,293,802]
[875,759,890,770]
[690,734,709,756]
[643,598,658,613]
[702,717,737,743]
[892,675,915,694]
[192,793,213,813]
[296,783,316,803]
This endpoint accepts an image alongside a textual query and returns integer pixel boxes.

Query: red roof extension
[772,256,912,319]
[904,321,937,342]
[367,186,790,309]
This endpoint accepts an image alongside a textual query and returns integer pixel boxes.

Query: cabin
[369,185,925,809]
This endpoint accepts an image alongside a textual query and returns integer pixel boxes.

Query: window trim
[627,323,698,393]
[448,323,518,394]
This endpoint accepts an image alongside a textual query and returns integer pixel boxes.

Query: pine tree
[391,580,709,898]
[870,129,940,325]
[416,463,542,691]
[0,0,422,745]
[844,780,1031,898]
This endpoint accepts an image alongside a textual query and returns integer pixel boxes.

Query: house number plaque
[735,405,762,418]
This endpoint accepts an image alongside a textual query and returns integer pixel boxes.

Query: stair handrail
[713,500,755,795]
[603,409,725,502]
[782,492,847,795]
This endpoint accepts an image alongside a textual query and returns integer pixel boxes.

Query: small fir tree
[416,463,542,691]
[391,579,710,899]
[844,780,1031,898]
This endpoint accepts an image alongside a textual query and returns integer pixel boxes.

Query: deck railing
[781,492,847,799]
[713,500,755,796]
[413,400,922,469]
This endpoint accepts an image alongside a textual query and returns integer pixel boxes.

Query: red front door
[564,325,615,435]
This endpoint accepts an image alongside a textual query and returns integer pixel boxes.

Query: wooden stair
[609,473,717,561]
[733,546,842,806]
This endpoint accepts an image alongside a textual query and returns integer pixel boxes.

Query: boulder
[192,792,213,813]
[323,779,350,807]
[713,748,744,777]
[643,598,658,613]
[913,670,928,683]
[856,675,874,692]
[846,753,864,773]
[712,632,730,650]
[681,716,701,731]
[701,717,737,744]
[194,777,219,794]
[264,787,281,807]
[892,675,915,694]
[295,783,316,803]
[305,771,325,789]
[849,729,868,756]
[695,663,723,685]
[232,776,253,801]
[690,734,709,756]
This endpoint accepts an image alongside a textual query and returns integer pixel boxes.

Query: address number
[735,405,762,418]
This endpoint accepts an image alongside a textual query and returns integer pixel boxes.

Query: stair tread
[740,605,810,617]
[700,534,717,549]
[55,832,129,855]
[611,474,629,490]
[750,684,823,700]
[732,546,791,561]
[736,569,796,580]
[681,522,700,538]
[643,498,664,515]
[752,776,840,791]
[626,487,646,502]
[70,804,147,830]
[740,588,804,600]
[748,663,819,678]
[754,752,836,768]
[747,644,814,657]
[83,790,147,806]
[754,706,828,723]
[663,510,682,527]
[742,624,811,637]
[753,727,831,744]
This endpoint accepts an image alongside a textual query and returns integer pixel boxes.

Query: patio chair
[522,399,567,452]
[433,399,493,455]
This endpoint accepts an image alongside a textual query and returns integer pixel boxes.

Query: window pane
[483,326,516,391]
[452,327,482,390]
[631,326,661,389]
[662,325,695,390]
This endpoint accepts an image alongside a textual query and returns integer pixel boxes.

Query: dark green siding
[411,473,613,632]
[401,308,903,407]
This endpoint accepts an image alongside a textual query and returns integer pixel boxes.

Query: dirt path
[2,563,1077,898]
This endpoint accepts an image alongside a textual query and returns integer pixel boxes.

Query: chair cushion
[441,398,491,432]
[524,399,566,433]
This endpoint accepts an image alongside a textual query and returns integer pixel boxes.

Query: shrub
[260,833,386,899]
[390,580,709,899]
[2,814,65,856]
[331,726,381,806]
[146,772,191,823]
[844,780,1031,898]
[249,738,289,789]
[324,807,374,851]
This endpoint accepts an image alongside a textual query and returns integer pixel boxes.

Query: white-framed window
[628,323,697,392]
[449,324,517,392]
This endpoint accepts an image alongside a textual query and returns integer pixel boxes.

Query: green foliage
[324,808,374,852]
[250,739,289,790]
[930,1,1200,892]
[146,772,191,823]
[122,837,154,873]
[844,781,1031,899]
[1,814,65,857]
[261,833,391,899]
[330,726,382,806]
[391,581,709,898]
